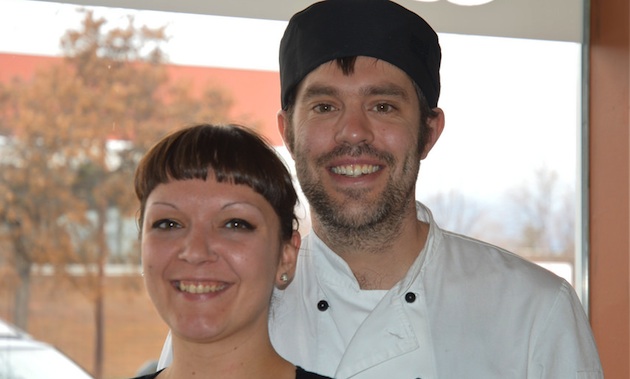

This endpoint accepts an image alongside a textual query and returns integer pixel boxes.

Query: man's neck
[314,209,429,290]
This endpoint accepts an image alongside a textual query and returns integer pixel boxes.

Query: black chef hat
[279,0,441,110]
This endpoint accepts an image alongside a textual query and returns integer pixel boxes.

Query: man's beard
[295,144,420,253]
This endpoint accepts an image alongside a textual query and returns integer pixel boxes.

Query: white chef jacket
[158,202,603,379]
[268,202,603,379]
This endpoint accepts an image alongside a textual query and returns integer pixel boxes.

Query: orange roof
[0,53,283,145]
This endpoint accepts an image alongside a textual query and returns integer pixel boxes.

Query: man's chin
[317,206,382,231]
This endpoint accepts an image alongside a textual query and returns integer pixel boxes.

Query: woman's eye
[151,219,181,230]
[225,218,255,231]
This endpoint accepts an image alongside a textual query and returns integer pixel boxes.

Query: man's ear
[275,231,301,289]
[277,109,295,158]
[420,107,445,159]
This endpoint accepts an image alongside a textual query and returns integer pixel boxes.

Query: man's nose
[334,107,374,146]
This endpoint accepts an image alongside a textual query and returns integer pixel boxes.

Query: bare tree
[0,10,233,379]
[423,189,486,236]
[507,166,575,257]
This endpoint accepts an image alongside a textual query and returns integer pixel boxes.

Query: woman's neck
[163,332,295,379]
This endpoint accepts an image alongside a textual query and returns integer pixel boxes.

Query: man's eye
[225,219,255,231]
[374,103,394,113]
[152,219,181,230]
[313,103,335,113]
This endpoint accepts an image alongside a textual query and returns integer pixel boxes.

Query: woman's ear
[420,107,445,159]
[276,231,301,289]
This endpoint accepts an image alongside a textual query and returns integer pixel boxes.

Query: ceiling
[37,0,584,42]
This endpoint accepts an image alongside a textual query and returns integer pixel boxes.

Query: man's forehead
[296,57,417,95]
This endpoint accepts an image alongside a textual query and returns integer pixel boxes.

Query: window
[0,1,585,378]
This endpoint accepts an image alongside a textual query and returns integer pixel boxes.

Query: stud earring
[280,273,289,283]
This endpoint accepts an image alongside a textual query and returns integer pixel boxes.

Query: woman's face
[141,177,298,345]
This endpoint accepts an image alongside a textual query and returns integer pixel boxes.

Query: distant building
[0,53,283,145]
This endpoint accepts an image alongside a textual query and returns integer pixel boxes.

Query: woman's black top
[131,366,332,378]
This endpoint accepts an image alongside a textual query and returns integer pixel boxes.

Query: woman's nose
[177,229,219,264]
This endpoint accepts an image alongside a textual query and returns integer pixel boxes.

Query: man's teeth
[331,164,380,177]
[178,281,226,294]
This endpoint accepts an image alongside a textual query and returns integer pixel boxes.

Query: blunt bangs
[135,124,298,239]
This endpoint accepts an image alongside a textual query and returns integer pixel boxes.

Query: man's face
[282,57,425,232]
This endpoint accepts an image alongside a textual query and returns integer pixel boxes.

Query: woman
[132,124,330,379]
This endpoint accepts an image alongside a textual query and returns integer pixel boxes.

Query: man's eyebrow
[361,84,410,100]
[301,84,339,101]
[300,83,410,101]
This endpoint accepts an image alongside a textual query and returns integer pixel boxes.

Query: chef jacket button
[405,292,416,303]
[317,300,329,311]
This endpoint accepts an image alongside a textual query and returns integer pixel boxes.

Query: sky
[0,0,582,206]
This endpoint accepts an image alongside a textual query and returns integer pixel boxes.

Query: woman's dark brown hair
[135,123,299,240]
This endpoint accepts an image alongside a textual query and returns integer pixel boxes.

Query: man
[160,1,603,377]
[270,0,602,378]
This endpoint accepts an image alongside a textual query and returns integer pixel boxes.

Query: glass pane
[418,33,581,288]
[0,1,584,378]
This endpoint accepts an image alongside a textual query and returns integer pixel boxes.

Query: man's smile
[331,164,381,178]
